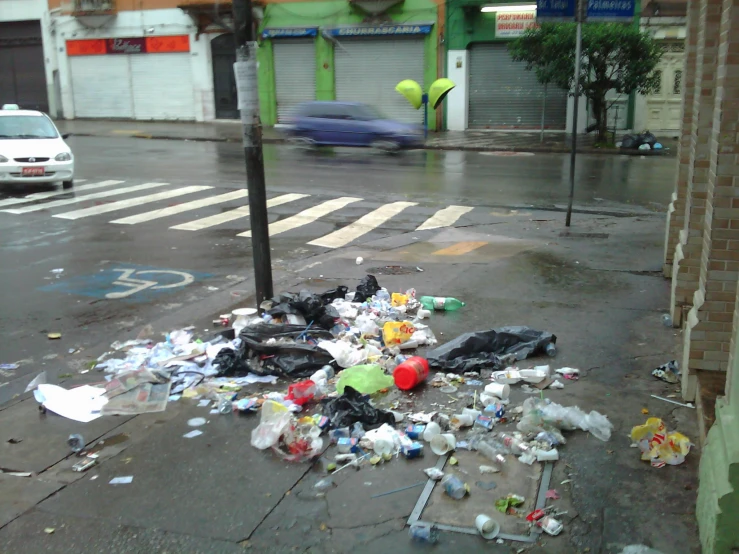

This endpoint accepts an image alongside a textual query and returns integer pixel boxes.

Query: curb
[64,131,672,156]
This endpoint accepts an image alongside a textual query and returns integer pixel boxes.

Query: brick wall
[664,0,700,279]
[678,0,739,400]
[670,0,724,326]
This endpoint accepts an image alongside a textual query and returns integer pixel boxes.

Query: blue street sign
[536,0,635,21]
[536,0,576,21]
[325,24,433,37]
[261,27,318,39]
[586,0,635,21]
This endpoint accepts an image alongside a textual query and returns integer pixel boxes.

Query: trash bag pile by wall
[620,131,664,152]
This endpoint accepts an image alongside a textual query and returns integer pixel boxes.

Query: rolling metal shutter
[131,54,195,120]
[0,21,48,113]
[273,39,315,123]
[70,53,195,120]
[71,56,133,118]
[468,43,567,129]
[335,37,424,124]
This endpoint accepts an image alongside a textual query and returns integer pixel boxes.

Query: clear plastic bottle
[498,433,530,455]
[419,296,465,311]
[375,289,391,302]
[545,343,557,357]
[476,442,507,466]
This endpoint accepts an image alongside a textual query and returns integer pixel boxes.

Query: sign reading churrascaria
[261,27,318,39]
[325,24,433,36]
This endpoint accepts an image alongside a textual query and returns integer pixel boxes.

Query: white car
[0,105,75,189]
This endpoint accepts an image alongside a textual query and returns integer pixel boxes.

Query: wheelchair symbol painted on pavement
[39,263,213,302]
[105,268,196,299]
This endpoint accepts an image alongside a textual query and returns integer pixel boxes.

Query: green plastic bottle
[419,296,465,311]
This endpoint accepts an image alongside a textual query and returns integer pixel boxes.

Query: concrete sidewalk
[55,119,678,156]
[0,208,698,554]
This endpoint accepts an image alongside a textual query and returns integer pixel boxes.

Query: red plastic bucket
[393,356,430,390]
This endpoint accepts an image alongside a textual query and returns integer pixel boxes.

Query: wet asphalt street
[0,136,702,554]
[0,137,674,402]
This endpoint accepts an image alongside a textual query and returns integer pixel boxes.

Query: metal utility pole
[565,0,583,227]
[233,0,273,304]
[540,82,547,144]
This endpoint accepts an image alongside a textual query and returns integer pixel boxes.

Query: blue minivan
[284,101,423,152]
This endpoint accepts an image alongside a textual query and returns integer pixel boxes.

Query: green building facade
[256,0,440,129]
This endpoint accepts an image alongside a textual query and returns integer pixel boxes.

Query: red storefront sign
[66,35,189,56]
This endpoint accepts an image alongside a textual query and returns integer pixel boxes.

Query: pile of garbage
[618,131,665,152]
[27,275,615,488]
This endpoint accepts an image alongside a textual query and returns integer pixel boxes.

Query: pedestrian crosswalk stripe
[432,241,488,256]
[416,205,474,231]
[237,196,362,238]
[308,201,417,249]
[171,193,309,231]
[110,189,250,225]
[3,182,170,214]
[53,185,212,220]
[0,180,124,209]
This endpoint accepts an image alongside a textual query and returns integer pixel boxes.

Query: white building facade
[48,8,223,121]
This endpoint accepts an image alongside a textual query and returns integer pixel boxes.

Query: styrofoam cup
[484,382,510,399]
[462,408,481,419]
[422,421,441,442]
[451,414,473,429]
[430,433,456,455]
[475,514,500,539]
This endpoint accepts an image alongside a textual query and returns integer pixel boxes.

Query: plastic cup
[441,474,467,499]
[422,421,441,442]
[451,414,474,429]
[475,514,500,539]
[484,383,510,399]
[430,433,456,455]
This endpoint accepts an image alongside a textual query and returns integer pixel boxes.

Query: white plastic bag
[317,340,368,368]
[517,398,613,442]
[354,314,380,336]
[251,400,292,450]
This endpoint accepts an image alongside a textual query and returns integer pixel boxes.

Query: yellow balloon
[395,79,424,110]
[428,78,456,109]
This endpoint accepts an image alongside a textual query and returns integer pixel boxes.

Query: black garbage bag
[620,134,637,149]
[212,348,249,376]
[321,386,396,429]
[635,131,657,148]
[321,285,348,303]
[266,289,341,330]
[355,275,381,303]
[427,326,556,373]
[213,324,334,378]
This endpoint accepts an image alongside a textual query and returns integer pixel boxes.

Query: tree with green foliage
[508,23,663,143]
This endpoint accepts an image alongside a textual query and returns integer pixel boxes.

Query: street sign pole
[233,0,273,305]
[565,0,583,227]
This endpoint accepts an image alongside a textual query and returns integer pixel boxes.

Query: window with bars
[654,70,662,94]
[673,70,682,94]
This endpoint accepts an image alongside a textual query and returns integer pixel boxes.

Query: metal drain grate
[368,265,419,275]
[558,232,610,239]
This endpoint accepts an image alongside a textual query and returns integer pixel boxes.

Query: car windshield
[0,115,58,139]
[352,105,386,121]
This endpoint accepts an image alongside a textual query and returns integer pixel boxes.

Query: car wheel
[62,179,74,189]
[288,136,317,151]
[371,139,401,154]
